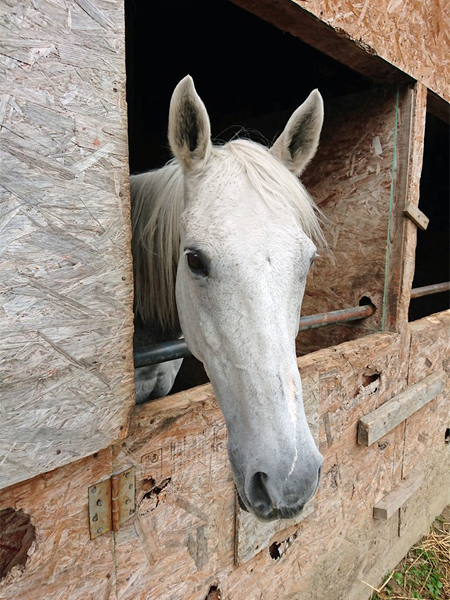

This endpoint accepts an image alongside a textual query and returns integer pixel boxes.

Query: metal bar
[410,281,450,299]
[134,304,375,367]
[134,282,450,368]
[134,339,191,368]
[298,304,375,330]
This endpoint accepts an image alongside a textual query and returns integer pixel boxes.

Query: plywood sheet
[297,87,399,353]
[402,311,450,479]
[0,449,115,600]
[292,0,450,102]
[232,0,450,103]
[1,321,448,600]
[0,0,135,488]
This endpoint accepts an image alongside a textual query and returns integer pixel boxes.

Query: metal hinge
[88,467,136,539]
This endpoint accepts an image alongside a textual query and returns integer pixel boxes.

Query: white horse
[131,76,325,520]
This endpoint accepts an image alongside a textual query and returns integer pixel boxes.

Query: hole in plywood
[205,584,221,600]
[269,541,282,560]
[359,296,376,308]
[0,508,35,580]
[362,372,381,387]
[445,428,450,444]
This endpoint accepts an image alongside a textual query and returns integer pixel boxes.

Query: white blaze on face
[286,369,299,480]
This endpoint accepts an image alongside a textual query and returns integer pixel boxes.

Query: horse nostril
[248,472,272,517]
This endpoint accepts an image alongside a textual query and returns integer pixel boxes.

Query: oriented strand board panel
[402,311,450,479]
[113,331,410,600]
[297,87,404,354]
[0,449,115,599]
[358,371,445,446]
[292,0,450,102]
[1,323,449,600]
[0,0,135,488]
[231,0,450,103]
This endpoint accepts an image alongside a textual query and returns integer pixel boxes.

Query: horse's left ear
[270,89,324,176]
[168,75,212,171]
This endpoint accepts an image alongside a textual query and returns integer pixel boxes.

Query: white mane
[131,138,325,333]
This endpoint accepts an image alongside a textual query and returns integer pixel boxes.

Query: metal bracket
[88,467,135,539]
[88,479,112,539]
[112,467,136,531]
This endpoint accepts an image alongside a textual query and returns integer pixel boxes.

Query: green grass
[369,514,449,600]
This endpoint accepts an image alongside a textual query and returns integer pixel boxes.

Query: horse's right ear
[168,76,212,170]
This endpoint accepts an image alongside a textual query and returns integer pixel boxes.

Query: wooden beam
[358,371,445,446]
[229,0,411,84]
[373,470,423,520]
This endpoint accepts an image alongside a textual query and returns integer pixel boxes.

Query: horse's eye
[186,251,208,276]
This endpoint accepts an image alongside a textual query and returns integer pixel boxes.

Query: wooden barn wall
[296,83,427,354]
[231,0,450,104]
[0,0,135,489]
[0,311,448,600]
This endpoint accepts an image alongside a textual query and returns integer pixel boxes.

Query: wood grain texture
[0,317,449,600]
[373,470,423,520]
[402,311,450,479]
[291,0,450,102]
[0,0,135,488]
[231,0,449,103]
[0,448,115,599]
[358,371,445,447]
[297,88,400,354]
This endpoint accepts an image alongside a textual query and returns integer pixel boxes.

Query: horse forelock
[131,138,325,333]
[221,139,325,248]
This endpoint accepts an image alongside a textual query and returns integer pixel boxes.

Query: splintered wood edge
[373,470,424,519]
[357,371,445,446]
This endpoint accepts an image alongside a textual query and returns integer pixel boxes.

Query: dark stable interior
[125,0,373,175]
[125,0,374,392]
[126,0,449,394]
[409,113,450,321]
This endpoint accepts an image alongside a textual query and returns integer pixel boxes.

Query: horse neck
[131,161,184,339]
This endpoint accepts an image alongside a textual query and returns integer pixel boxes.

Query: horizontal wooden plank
[373,470,424,520]
[357,371,445,446]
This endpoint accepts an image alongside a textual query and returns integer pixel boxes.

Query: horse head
[169,76,324,520]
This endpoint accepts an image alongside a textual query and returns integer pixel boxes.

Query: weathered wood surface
[0,448,115,599]
[402,311,450,480]
[297,87,399,354]
[373,470,423,520]
[0,0,135,488]
[395,83,428,326]
[1,326,428,600]
[358,371,445,447]
[232,0,450,103]
[404,202,429,231]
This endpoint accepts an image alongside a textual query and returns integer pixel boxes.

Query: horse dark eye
[187,251,208,275]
